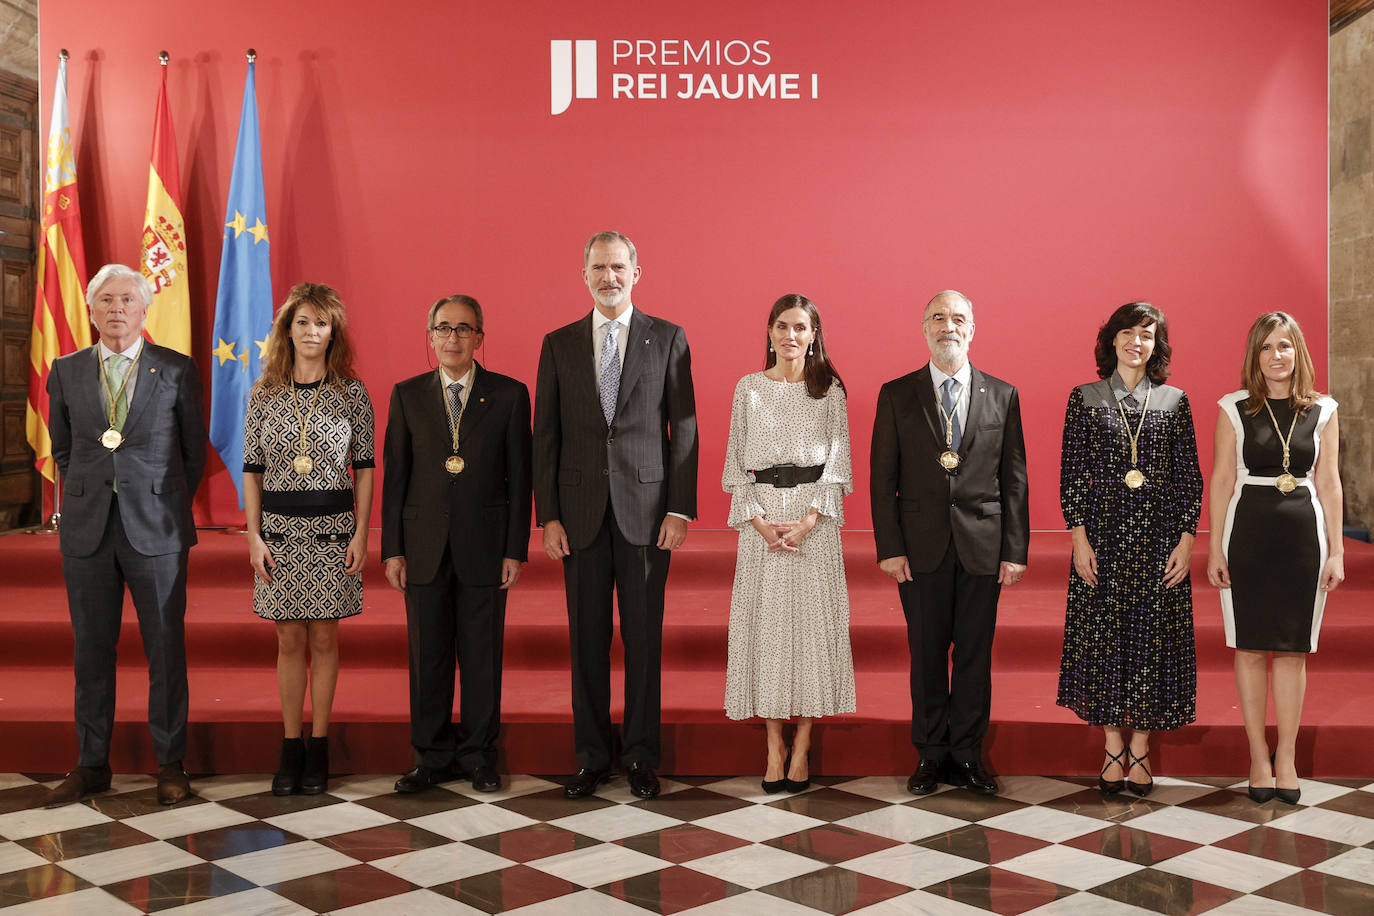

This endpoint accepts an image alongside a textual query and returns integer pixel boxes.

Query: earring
[807,342,814,357]
[768,341,774,353]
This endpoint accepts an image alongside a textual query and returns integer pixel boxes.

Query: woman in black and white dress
[1207,312,1343,804]
[722,294,855,794]
[244,283,375,796]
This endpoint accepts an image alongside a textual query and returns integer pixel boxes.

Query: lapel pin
[150,368,157,373]
[979,387,984,392]
[479,397,486,403]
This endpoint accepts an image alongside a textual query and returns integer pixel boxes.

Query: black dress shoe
[564,767,609,799]
[907,758,941,795]
[627,762,661,799]
[1248,785,1276,803]
[157,762,192,805]
[952,760,998,796]
[46,765,112,808]
[394,763,463,794]
[470,765,500,793]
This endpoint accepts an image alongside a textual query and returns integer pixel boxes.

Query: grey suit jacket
[47,343,207,558]
[381,362,533,587]
[870,363,1029,576]
[533,308,698,549]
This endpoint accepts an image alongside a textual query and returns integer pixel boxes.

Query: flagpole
[29,47,73,535]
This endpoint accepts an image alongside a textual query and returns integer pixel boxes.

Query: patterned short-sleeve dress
[1217,391,1338,653]
[243,377,375,620]
[1055,374,1202,731]
[722,373,857,720]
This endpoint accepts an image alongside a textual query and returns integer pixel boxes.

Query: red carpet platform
[1,529,1370,778]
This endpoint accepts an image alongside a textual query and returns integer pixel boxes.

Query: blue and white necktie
[942,377,963,452]
[599,321,621,425]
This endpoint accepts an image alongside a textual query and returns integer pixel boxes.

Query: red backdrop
[38,0,1328,532]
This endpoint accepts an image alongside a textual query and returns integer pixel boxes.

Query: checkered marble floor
[2,771,1373,915]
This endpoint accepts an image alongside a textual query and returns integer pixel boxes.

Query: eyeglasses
[429,324,480,339]
[923,313,970,328]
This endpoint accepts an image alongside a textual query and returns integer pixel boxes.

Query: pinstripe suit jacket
[533,308,698,549]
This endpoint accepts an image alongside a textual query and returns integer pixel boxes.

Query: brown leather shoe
[157,762,191,805]
[45,765,112,808]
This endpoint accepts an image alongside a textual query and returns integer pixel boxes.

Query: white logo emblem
[550,40,597,116]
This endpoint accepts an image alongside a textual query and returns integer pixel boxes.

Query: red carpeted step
[2,530,1371,776]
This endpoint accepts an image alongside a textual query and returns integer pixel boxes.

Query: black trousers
[62,498,189,767]
[564,505,670,771]
[899,539,1001,764]
[404,546,507,771]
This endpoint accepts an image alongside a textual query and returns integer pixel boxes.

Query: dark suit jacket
[533,308,697,549]
[47,342,206,558]
[381,363,532,587]
[870,363,1029,576]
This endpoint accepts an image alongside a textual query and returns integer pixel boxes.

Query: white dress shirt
[98,336,145,406]
[591,303,633,384]
[929,359,971,433]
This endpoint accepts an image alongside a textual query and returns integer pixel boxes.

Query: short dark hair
[428,294,484,332]
[1094,301,1171,383]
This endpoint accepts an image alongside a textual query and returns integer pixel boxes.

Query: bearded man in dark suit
[45,264,206,807]
[870,289,1029,797]
[534,230,698,800]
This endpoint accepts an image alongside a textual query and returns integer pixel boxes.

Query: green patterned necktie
[105,354,131,429]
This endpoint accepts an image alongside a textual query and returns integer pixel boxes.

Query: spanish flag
[140,56,191,355]
[26,53,91,483]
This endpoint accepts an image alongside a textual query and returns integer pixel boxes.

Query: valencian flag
[26,53,92,483]
[209,55,272,509]
[140,54,191,354]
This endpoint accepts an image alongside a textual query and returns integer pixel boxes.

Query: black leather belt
[751,464,824,488]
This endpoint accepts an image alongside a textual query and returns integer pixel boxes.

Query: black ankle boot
[271,735,306,796]
[300,736,329,795]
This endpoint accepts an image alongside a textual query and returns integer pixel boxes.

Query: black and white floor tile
[2,770,1372,914]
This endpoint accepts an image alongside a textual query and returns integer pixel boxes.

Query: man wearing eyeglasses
[381,294,532,794]
[534,231,698,799]
[870,289,1029,797]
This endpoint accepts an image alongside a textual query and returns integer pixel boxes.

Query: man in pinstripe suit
[534,231,698,799]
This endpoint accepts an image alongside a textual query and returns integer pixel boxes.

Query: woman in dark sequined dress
[1056,302,1202,797]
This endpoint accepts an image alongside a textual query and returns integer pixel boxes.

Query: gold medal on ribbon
[445,455,465,475]
[292,454,314,475]
[1263,400,1301,497]
[939,450,961,471]
[290,378,325,478]
[97,347,142,453]
[100,428,123,450]
[1115,383,1151,493]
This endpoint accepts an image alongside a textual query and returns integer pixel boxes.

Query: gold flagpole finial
[246,48,257,63]
[159,51,169,65]
[59,49,69,61]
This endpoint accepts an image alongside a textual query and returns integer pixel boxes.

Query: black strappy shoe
[1099,747,1127,795]
[1126,747,1154,797]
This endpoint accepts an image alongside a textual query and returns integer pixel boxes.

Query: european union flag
[208,59,273,509]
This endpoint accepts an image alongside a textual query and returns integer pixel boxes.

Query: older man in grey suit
[534,231,697,799]
[44,264,206,806]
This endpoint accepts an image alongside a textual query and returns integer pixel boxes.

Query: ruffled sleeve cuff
[726,486,766,530]
[810,484,846,526]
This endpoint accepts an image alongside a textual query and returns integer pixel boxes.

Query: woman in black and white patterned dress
[723,294,855,794]
[244,283,375,796]
[1207,312,1343,804]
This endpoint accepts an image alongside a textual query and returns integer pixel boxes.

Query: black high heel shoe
[1248,754,1275,803]
[1099,747,1127,795]
[784,752,810,793]
[1126,747,1153,797]
[1272,753,1301,804]
[762,753,789,794]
